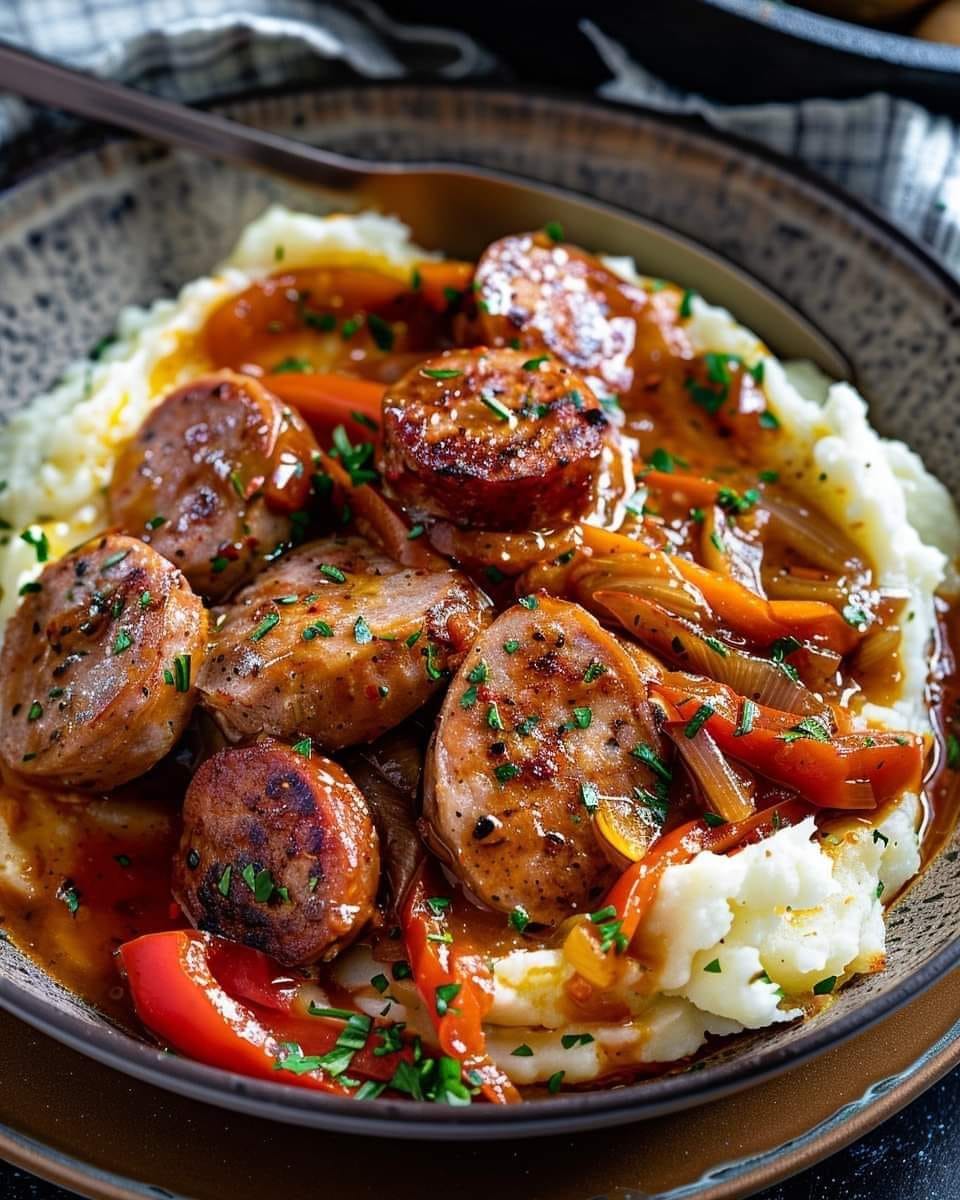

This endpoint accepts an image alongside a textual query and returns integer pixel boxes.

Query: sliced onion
[702,507,766,595]
[854,628,901,674]
[665,722,756,823]
[764,572,848,606]
[763,494,865,574]
[570,554,707,623]
[343,750,422,905]
[594,590,826,715]
[833,780,877,810]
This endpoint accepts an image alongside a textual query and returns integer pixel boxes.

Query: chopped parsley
[480,391,513,421]
[813,975,837,995]
[579,781,599,812]
[703,958,722,974]
[353,615,373,645]
[494,762,520,784]
[841,603,871,630]
[320,563,346,583]
[420,367,462,380]
[367,313,395,351]
[683,704,714,739]
[583,659,606,683]
[631,743,672,783]
[250,612,280,642]
[780,716,831,744]
[20,528,49,563]
[56,880,80,916]
[434,983,462,1017]
[544,220,564,242]
[302,620,333,640]
[521,355,549,371]
[518,594,538,610]
[486,702,505,731]
[112,630,133,655]
[735,698,758,737]
[292,737,312,758]
[561,1033,594,1049]
[649,447,674,474]
[510,905,530,933]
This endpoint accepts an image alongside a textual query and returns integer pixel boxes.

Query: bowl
[1,85,959,1139]
[566,0,960,110]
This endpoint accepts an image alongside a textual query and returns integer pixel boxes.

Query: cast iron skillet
[0,85,959,1139]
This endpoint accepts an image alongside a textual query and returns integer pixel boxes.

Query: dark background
[2,1,960,1195]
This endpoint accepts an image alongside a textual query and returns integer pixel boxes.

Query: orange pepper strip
[416,261,475,312]
[262,372,386,444]
[652,680,923,809]
[317,451,441,571]
[606,800,813,946]
[642,470,723,506]
[579,525,857,655]
[401,864,519,1105]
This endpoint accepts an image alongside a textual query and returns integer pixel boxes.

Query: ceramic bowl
[1,86,959,1139]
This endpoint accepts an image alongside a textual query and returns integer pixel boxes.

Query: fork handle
[0,39,373,188]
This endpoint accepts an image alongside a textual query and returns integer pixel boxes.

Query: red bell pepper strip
[401,865,519,1105]
[652,678,923,809]
[118,930,409,1094]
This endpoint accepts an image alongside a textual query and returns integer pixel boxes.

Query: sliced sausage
[379,347,608,530]
[422,595,661,926]
[474,232,691,399]
[173,740,379,965]
[198,535,491,749]
[109,371,319,601]
[0,534,207,791]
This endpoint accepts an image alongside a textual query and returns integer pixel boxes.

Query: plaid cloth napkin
[1,2,959,276]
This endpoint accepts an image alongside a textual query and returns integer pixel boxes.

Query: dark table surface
[0,1062,957,1198]
[2,3,960,1196]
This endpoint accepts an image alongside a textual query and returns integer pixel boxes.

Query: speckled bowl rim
[1,84,959,1138]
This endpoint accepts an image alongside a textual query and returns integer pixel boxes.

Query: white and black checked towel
[2,2,960,276]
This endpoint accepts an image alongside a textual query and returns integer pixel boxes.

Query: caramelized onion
[763,494,865,574]
[570,553,707,622]
[854,628,902,674]
[764,572,848,606]
[594,590,826,715]
[666,722,756,823]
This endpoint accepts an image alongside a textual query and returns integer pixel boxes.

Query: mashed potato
[1,206,954,1083]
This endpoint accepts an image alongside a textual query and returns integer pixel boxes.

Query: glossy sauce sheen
[0,240,958,1057]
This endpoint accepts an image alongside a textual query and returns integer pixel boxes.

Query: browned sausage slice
[422,595,661,926]
[198,535,490,749]
[172,740,379,965]
[0,535,207,790]
[109,371,319,601]
[379,347,608,530]
[474,232,691,399]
